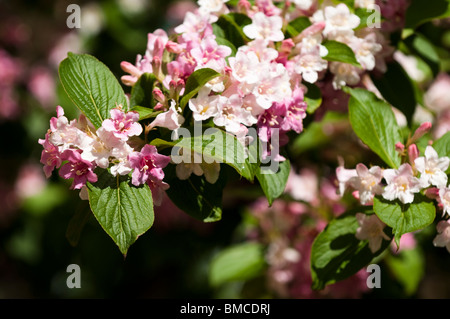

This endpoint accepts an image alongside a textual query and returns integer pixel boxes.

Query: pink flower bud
[408,144,419,164]
[120,61,142,77]
[152,56,162,74]
[410,122,432,143]
[152,87,166,104]
[165,41,182,54]
[154,103,164,111]
[425,187,440,200]
[238,0,251,13]
[280,38,295,52]
[121,75,138,86]
[395,142,405,153]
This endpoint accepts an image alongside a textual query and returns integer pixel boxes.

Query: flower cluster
[337,122,450,252]
[120,0,387,165]
[246,167,370,298]
[39,106,170,204]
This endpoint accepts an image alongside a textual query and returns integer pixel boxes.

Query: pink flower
[280,87,307,134]
[147,178,170,206]
[355,213,390,253]
[424,73,450,113]
[48,106,91,151]
[257,102,286,143]
[190,35,231,71]
[150,100,185,132]
[59,149,98,190]
[146,29,169,61]
[433,220,450,253]
[102,108,143,141]
[382,163,422,204]
[128,144,171,187]
[38,133,62,178]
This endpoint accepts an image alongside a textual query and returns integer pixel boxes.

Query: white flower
[351,164,383,205]
[243,12,284,42]
[433,220,450,253]
[197,0,229,15]
[293,52,328,83]
[354,0,376,10]
[382,163,422,204]
[414,145,450,188]
[228,50,261,86]
[189,88,221,122]
[322,3,360,39]
[292,0,314,11]
[348,34,382,71]
[336,165,357,196]
[151,100,185,131]
[329,61,361,89]
[355,213,390,253]
[439,187,450,217]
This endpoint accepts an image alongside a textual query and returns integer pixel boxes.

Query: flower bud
[395,142,405,153]
[408,144,419,165]
[410,122,432,144]
[152,87,166,104]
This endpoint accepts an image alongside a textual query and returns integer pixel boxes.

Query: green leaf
[322,40,361,67]
[163,163,226,222]
[59,52,128,128]
[214,13,251,49]
[86,169,154,256]
[131,106,162,121]
[310,210,392,290]
[256,159,290,206]
[405,0,450,29]
[286,16,312,37]
[354,7,382,29]
[346,87,403,168]
[209,242,266,287]
[303,82,322,114]
[151,127,258,181]
[403,33,441,77]
[129,72,157,109]
[370,61,417,126]
[179,68,221,109]
[373,195,436,247]
[433,131,450,164]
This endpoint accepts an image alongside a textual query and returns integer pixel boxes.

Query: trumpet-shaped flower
[102,108,143,141]
[128,144,171,187]
[355,213,390,253]
[382,163,421,204]
[243,12,284,42]
[352,164,383,205]
[433,220,450,253]
[38,133,62,178]
[439,187,450,217]
[414,145,450,188]
[59,149,98,190]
